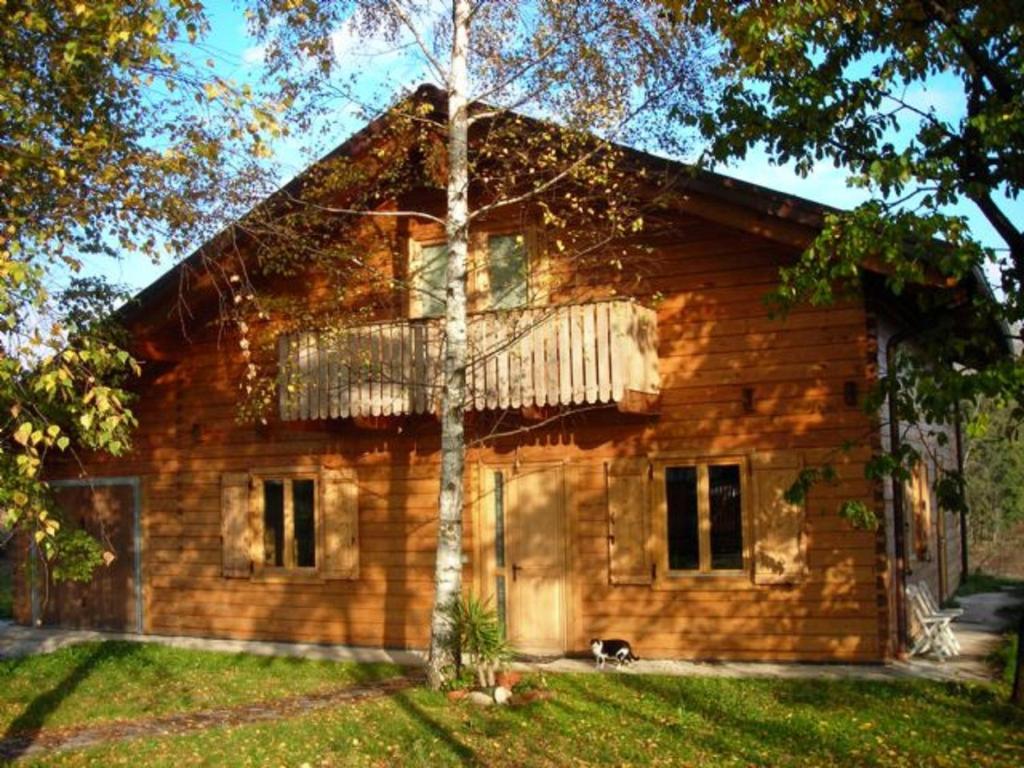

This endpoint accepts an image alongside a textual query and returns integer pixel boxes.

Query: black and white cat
[590,638,639,668]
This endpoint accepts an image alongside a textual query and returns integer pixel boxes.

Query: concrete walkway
[518,589,1021,683]
[2,589,1019,683]
[0,621,424,667]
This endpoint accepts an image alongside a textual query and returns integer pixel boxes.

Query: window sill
[652,569,752,591]
[251,569,326,585]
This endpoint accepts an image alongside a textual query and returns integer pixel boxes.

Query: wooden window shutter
[220,472,252,578]
[524,226,550,305]
[468,230,489,312]
[606,458,652,585]
[248,477,264,570]
[752,454,807,585]
[909,463,931,560]
[322,467,359,578]
[407,238,424,318]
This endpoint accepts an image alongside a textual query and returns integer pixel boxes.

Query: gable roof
[120,83,1009,359]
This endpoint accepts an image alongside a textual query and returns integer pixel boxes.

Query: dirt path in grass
[0,674,421,761]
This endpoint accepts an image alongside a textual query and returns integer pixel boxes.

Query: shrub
[446,594,510,688]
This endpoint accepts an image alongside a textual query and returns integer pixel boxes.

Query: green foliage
[445,594,510,687]
[935,469,968,516]
[1,1,283,575]
[667,0,1024,543]
[785,462,879,530]
[0,273,138,580]
[48,528,105,584]
[994,631,1019,688]
[2,1,283,263]
[839,500,880,532]
[784,465,838,506]
[965,397,1024,546]
[677,1,1022,316]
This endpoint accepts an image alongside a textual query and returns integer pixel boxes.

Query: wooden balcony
[277,298,660,421]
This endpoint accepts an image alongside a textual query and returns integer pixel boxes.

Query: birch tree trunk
[426,0,471,690]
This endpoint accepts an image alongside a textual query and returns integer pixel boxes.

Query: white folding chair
[918,581,964,619]
[907,583,960,660]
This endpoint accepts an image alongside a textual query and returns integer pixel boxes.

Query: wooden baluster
[521,307,535,408]
[561,305,574,406]
[583,302,597,404]
[533,307,547,407]
[609,302,625,402]
[570,304,584,405]
[496,313,510,410]
[596,302,611,403]
[545,308,560,406]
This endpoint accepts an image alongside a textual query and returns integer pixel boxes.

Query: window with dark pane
[292,479,316,568]
[493,471,506,568]
[493,470,507,630]
[487,234,528,309]
[709,465,743,570]
[263,480,285,567]
[666,466,699,570]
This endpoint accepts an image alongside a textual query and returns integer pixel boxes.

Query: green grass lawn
[0,641,402,736]
[4,652,1020,767]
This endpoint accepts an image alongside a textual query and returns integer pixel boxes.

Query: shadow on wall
[107,208,882,661]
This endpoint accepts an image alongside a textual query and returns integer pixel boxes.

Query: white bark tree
[240,0,717,687]
[432,0,472,688]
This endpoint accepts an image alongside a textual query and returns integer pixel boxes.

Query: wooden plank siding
[36,211,888,663]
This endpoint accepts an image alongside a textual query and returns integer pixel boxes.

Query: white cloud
[241,43,266,66]
[329,6,444,95]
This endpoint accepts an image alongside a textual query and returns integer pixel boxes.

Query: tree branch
[280,192,446,226]
[923,0,1014,103]
[384,0,450,87]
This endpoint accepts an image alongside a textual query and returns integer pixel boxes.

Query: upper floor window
[409,242,449,318]
[409,231,532,318]
[486,233,528,310]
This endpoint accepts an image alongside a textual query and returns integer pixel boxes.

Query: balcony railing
[277,298,660,421]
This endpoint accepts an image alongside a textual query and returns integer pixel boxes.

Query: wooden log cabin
[14,86,998,662]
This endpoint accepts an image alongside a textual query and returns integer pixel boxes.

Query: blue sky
[100,0,1020,295]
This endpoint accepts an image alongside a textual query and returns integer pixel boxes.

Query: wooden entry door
[505,464,567,655]
[44,484,138,631]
